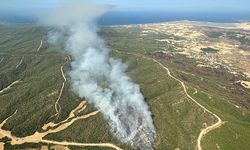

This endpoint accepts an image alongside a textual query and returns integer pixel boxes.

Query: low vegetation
[0,22,250,150]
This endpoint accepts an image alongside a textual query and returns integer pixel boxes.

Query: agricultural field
[0,21,250,150]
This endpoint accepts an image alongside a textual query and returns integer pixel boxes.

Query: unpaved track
[52,55,71,118]
[193,88,198,95]
[114,50,223,150]
[152,58,223,150]
[48,65,67,121]
[43,101,87,130]
[37,39,43,52]
[0,80,22,94]
[54,66,66,117]
[15,56,24,69]
[48,55,72,122]
[66,55,71,61]
[41,140,123,150]
[0,51,122,149]
[0,101,122,150]
[0,57,4,64]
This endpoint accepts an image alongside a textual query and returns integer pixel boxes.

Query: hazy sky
[96,0,250,12]
[0,0,250,15]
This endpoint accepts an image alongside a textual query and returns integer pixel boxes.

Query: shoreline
[1,18,250,26]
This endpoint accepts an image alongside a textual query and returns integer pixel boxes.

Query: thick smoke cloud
[44,0,155,149]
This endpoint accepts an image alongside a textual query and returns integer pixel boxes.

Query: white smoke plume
[44,0,156,149]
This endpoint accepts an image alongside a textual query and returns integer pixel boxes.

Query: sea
[0,11,250,25]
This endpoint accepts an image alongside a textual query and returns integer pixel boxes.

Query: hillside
[0,22,250,150]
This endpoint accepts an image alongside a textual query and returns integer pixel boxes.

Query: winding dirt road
[114,50,224,150]
[0,47,122,149]
[54,66,66,117]
[0,80,22,95]
[48,64,68,121]
[152,58,224,150]
[0,101,122,150]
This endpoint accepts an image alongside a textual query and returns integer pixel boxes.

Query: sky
[96,0,250,12]
[0,0,250,24]
[0,0,250,14]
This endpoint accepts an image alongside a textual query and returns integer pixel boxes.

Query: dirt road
[0,80,22,95]
[54,66,66,117]
[41,140,123,150]
[0,57,4,64]
[0,101,122,150]
[114,50,224,150]
[15,56,24,69]
[151,58,223,150]
[37,39,43,52]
